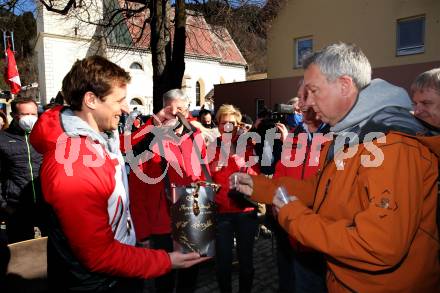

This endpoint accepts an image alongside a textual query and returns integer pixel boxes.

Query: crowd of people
[0,42,439,292]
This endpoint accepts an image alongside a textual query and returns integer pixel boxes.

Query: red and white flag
[4,44,21,94]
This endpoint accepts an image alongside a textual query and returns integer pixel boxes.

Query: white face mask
[18,115,38,132]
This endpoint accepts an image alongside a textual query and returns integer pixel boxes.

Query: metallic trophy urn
[170,182,219,257]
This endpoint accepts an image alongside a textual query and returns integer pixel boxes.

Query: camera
[255,106,286,175]
[258,103,294,130]
[273,103,295,114]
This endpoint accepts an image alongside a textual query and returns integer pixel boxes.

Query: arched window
[130,98,143,106]
[196,81,201,106]
[130,62,143,70]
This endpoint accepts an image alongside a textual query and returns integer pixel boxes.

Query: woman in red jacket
[210,104,259,293]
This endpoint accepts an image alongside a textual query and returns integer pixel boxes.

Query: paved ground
[142,234,280,293]
[195,236,279,293]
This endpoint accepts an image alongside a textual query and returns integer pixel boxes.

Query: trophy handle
[171,183,179,204]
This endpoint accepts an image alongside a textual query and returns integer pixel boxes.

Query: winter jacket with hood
[30,106,171,291]
[251,79,440,292]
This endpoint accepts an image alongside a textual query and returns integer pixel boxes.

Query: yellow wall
[267,0,440,78]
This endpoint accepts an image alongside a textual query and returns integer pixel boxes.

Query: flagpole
[2,31,16,122]
[3,30,21,98]
[10,31,15,52]
[2,31,6,53]
[3,31,14,52]
[6,94,13,122]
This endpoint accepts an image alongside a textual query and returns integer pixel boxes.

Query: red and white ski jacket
[30,106,171,281]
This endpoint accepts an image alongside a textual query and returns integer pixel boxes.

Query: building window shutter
[397,16,425,56]
[294,37,313,68]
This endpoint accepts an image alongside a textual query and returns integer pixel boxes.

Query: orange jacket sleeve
[277,139,438,271]
[251,174,317,207]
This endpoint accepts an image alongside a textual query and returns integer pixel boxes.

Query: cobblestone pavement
[143,235,279,293]
[194,236,279,293]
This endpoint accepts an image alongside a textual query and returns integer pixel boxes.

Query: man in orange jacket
[411,67,440,248]
[231,42,440,292]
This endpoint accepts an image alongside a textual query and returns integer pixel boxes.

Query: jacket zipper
[24,133,37,204]
[311,158,332,210]
[311,138,334,209]
[316,179,331,213]
[301,141,311,180]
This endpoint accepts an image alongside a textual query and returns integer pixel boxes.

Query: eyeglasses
[177,104,190,114]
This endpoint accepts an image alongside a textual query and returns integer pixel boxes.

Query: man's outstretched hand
[168,252,211,269]
[153,105,178,126]
[229,173,254,196]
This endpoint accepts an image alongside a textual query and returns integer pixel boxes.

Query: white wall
[38,1,103,39]
[36,36,92,104]
[36,1,103,104]
[218,64,246,84]
[184,57,246,109]
[107,48,153,114]
[37,35,245,111]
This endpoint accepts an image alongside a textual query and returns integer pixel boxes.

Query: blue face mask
[18,115,38,133]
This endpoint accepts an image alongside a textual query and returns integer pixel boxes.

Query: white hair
[162,89,190,106]
[303,42,372,90]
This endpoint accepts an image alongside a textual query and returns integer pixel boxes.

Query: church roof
[110,3,247,66]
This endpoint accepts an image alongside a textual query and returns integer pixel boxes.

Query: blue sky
[8,0,267,16]
[2,0,37,15]
[7,0,267,16]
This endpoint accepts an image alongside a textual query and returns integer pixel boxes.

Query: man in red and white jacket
[30,56,206,292]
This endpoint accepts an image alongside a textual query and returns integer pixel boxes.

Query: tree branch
[39,0,77,15]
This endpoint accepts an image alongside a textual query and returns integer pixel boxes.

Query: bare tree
[2,0,278,111]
